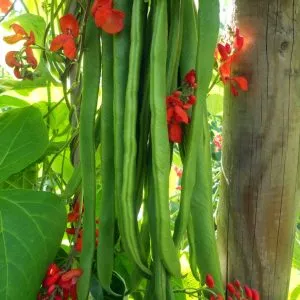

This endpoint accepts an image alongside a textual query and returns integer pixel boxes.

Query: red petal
[63,37,77,60]
[66,228,76,234]
[234,28,244,50]
[230,83,239,96]
[25,47,37,68]
[232,76,248,91]
[46,263,60,277]
[5,51,21,67]
[184,69,196,86]
[187,95,196,105]
[3,33,25,44]
[174,105,189,124]
[61,269,83,282]
[10,23,27,36]
[75,237,82,252]
[0,0,12,13]
[67,211,80,222]
[217,43,228,61]
[50,34,70,52]
[168,123,182,143]
[70,284,77,300]
[225,43,231,53]
[167,107,174,123]
[95,8,125,34]
[43,273,61,287]
[60,14,79,38]
[24,31,35,46]
[219,61,231,82]
[252,289,260,300]
[13,67,22,79]
[91,0,112,15]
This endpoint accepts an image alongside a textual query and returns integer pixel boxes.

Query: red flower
[13,67,22,79]
[25,47,37,68]
[24,31,35,47]
[92,0,125,34]
[226,283,235,294]
[216,28,248,96]
[60,14,79,37]
[5,51,21,68]
[43,272,61,287]
[205,274,215,288]
[67,200,81,222]
[3,24,30,44]
[46,263,60,277]
[244,285,253,298]
[50,14,79,60]
[61,268,83,282]
[66,227,76,235]
[233,279,241,289]
[252,289,260,300]
[0,0,12,13]
[184,69,197,88]
[168,122,183,143]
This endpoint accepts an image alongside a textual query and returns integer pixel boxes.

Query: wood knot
[280,41,289,51]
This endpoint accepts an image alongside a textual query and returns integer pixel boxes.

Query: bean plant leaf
[0,106,49,183]
[0,189,66,300]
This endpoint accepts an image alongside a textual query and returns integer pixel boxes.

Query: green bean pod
[97,32,118,295]
[118,0,151,276]
[190,0,223,294]
[147,157,167,300]
[62,163,81,200]
[187,217,200,282]
[173,0,220,249]
[135,2,153,214]
[191,125,223,294]
[113,0,131,219]
[77,16,101,300]
[149,0,181,277]
[179,0,197,76]
[166,0,183,93]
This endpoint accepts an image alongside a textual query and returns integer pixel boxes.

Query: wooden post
[217,0,300,299]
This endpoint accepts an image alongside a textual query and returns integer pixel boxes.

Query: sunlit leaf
[0,106,48,183]
[0,189,66,299]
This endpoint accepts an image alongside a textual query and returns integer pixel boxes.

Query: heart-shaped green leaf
[0,189,66,299]
[0,106,48,183]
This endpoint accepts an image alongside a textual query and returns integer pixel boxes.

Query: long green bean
[77,16,101,300]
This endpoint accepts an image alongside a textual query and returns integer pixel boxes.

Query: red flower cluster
[37,263,83,300]
[66,200,99,252]
[91,0,125,34]
[215,28,248,96]
[0,0,12,13]
[50,14,79,60]
[3,24,37,79]
[205,274,260,300]
[225,279,260,300]
[167,70,197,143]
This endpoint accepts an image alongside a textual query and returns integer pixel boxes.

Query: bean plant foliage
[0,0,258,300]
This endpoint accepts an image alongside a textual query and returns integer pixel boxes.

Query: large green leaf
[0,95,29,109]
[0,106,49,183]
[0,189,66,299]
